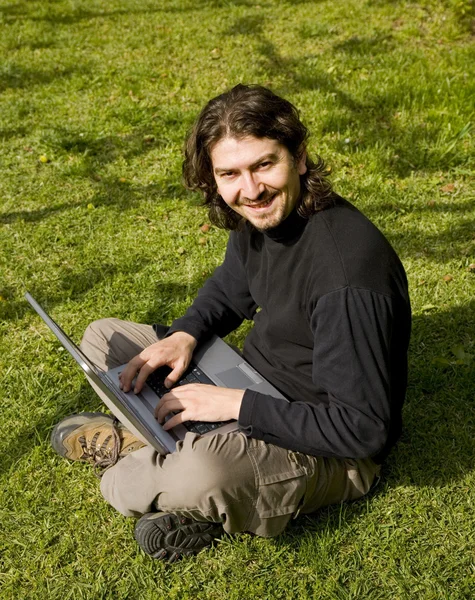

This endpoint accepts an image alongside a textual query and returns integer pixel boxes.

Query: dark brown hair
[183,84,334,230]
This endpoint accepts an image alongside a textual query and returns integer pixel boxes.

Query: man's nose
[241,172,263,201]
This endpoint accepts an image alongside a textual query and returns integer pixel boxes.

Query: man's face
[211,136,307,230]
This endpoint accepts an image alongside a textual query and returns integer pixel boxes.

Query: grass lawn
[1,0,474,597]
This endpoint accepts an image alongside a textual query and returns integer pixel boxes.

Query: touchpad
[216,367,254,389]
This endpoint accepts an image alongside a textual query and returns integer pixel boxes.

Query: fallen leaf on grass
[432,357,451,367]
[199,237,207,245]
[39,155,49,163]
[421,304,437,311]
[200,223,210,233]
[442,274,453,282]
[452,345,473,365]
[440,183,455,193]
[177,247,185,255]
[432,347,473,368]
[467,264,475,272]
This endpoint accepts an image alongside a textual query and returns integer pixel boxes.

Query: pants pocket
[248,442,308,520]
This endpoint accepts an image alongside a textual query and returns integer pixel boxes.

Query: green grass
[1,0,474,598]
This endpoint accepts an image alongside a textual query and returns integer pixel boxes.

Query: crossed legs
[80,318,380,537]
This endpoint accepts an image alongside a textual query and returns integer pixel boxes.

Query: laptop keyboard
[146,365,231,435]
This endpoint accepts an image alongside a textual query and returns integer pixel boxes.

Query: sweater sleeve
[166,232,258,343]
[238,287,400,459]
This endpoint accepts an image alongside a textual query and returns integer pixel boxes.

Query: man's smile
[242,192,278,210]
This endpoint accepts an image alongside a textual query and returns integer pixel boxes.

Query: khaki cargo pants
[81,318,380,537]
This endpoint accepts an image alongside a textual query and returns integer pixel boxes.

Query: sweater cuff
[238,388,259,435]
[164,317,211,345]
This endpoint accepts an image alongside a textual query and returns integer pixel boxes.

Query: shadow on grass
[44,123,185,175]
[3,0,472,179]
[0,126,27,140]
[0,177,184,226]
[1,100,193,199]
[363,197,475,262]
[9,40,57,51]
[388,300,475,487]
[0,120,191,227]
[0,0,240,25]
[0,64,84,94]
[333,33,395,55]
[221,13,471,177]
[0,255,155,322]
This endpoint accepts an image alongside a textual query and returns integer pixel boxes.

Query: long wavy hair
[183,84,334,230]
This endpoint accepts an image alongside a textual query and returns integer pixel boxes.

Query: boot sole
[134,512,223,562]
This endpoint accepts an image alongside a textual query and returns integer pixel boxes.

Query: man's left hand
[155,384,244,430]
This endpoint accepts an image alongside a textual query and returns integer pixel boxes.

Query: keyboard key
[206,422,223,431]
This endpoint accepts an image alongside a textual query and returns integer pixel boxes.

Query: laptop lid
[25,293,178,452]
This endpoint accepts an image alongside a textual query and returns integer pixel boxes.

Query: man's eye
[258,161,272,169]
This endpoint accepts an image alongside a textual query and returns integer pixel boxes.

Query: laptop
[25,293,288,454]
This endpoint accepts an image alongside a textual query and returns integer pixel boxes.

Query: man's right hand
[118,331,197,394]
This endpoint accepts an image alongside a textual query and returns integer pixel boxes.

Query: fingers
[162,412,186,431]
[164,361,188,388]
[131,355,189,394]
[119,355,146,392]
[155,390,184,422]
[155,386,201,425]
[132,361,158,394]
[119,338,194,394]
[156,385,244,427]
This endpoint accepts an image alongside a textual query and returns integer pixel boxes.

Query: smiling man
[51,84,411,561]
[211,136,306,230]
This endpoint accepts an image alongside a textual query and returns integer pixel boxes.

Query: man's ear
[297,147,307,175]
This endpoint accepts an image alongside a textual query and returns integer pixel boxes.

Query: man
[52,84,411,562]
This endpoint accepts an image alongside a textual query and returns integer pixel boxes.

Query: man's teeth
[248,197,273,208]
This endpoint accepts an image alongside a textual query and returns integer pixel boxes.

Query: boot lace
[77,418,121,477]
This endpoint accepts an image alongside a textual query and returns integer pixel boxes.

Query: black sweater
[167,197,411,462]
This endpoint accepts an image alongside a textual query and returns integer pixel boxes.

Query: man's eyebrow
[214,153,280,174]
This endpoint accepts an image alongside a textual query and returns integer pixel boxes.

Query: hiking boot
[51,412,146,476]
[134,511,224,562]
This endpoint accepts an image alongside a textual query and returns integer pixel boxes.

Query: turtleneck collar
[261,208,308,244]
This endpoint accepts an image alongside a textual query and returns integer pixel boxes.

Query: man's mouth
[243,193,277,211]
